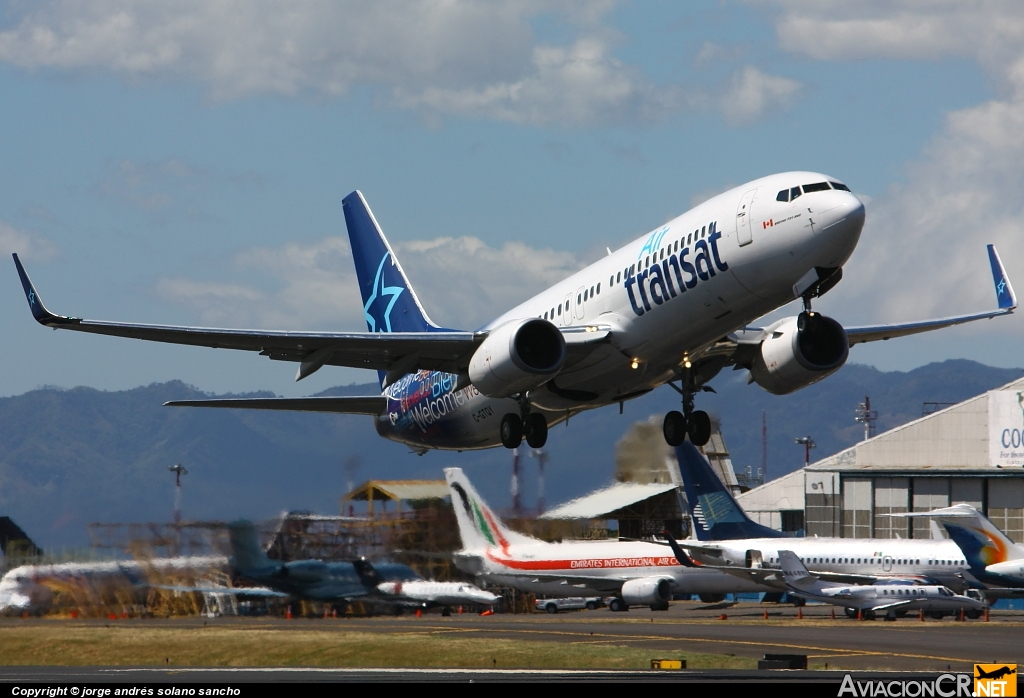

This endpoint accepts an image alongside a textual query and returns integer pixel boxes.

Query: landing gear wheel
[524,413,548,448]
[663,410,686,447]
[687,410,711,446]
[609,598,627,612]
[500,414,523,449]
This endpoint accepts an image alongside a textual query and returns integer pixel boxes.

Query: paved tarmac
[2,601,1022,679]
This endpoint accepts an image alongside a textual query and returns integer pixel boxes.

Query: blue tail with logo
[343,191,452,335]
[674,442,785,541]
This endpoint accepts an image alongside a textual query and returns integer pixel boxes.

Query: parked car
[534,597,604,613]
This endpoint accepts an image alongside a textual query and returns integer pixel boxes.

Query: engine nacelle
[468,318,565,398]
[620,576,672,606]
[749,313,849,395]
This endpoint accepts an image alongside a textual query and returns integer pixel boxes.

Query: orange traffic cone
[984,607,990,622]
[919,609,925,621]
[831,608,835,620]
[958,608,965,622]
[285,606,292,619]
[797,608,803,620]
[763,609,768,620]
[857,609,863,621]
[415,608,422,618]
[718,613,728,620]
[458,606,464,614]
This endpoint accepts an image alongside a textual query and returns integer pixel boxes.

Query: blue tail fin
[343,191,448,335]
[674,442,785,540]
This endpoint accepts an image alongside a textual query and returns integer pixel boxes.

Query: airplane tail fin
[778,550,815,589]
[227,521,273,574]
[904,504,1024,568]
[444,468,539,552]
[674,442,785,541]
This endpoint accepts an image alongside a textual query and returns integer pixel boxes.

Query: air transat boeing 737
[12,172,1017,452]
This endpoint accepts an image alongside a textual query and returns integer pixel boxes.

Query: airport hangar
[736,376,1024,542]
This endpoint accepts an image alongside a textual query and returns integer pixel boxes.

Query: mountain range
[0,359,1020,549]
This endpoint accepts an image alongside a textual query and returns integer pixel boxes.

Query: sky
[1,1,1023,400]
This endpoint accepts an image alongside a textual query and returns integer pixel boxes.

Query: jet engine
[468,318,565,398]
[749,313,849,395]
[278,560,328,583]
[620,577,672,606]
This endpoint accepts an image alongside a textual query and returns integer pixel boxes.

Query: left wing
[164,395,388,415]
[696,244,1015,371]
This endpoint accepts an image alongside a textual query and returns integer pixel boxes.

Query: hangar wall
[735,377,1024,542]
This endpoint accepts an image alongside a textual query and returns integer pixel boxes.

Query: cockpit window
[776,189,789,202]
[830,181,851,192]
[790,186,801,201]
[802,182,831,193]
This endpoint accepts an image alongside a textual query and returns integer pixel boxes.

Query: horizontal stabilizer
[165,396,387,415]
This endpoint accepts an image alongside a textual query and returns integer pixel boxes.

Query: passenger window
[776,189,789,202]
[590,285,594,296]
[577,294,582,304]
[609,275,613,286]
[558,304,562,315]
[701,226,706,237]
[830,181,851,192]
[551,308,554,317]
[597,283,601,294]
[687,233,692,245]
[790,187,801,201]
[674,241,679,252]
[617,272,621,283]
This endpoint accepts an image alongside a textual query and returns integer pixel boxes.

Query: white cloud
[765,2,1024,326]
[0,221,58,261]
[718,65,801,126]
[0,1,800,127]
[156,234,583,331]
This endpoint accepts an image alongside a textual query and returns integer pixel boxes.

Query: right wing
[13,254,614,384]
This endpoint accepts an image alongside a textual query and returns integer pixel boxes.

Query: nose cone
[815,192,865,268]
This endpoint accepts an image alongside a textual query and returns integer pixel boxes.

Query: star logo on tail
[363,253,404,332]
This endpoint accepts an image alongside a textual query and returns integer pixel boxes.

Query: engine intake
[468,318,566,398]
[749,313,849,395]
[620,576,672,606]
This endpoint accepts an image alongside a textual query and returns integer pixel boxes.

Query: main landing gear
[500,397,548,449]
[663,381,712,448]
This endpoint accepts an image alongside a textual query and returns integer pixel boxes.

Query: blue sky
[1,1,1022,399]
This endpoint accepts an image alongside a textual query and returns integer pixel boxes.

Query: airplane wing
[845,245,1015,345]
[163,396,388,415]
[152,584,289,597]
[698,245,1015,370]
[13,254,613,383]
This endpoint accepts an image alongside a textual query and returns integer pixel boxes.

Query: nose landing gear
[663,381,712,447]
[500,397,548,449]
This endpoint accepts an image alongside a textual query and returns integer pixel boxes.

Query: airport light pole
[168,463,188,525]
[794,437,816,467]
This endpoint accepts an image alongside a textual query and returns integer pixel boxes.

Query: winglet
[11,254,75,326]
[988,244,1017,310]
[661,530,699,568]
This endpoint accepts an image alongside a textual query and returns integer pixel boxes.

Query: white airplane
[899,504,1024,593]
[13,173,1016,452]
[773,550,984,619]
[672,441,976,591]
[0,556,227,614]
[445,467,771,611]
[375,579,498,609]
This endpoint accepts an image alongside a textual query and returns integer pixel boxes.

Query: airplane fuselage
[708,537,972,591]
[376,171,865,450]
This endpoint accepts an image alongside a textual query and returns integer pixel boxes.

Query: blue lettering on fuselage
[625,222,728,317]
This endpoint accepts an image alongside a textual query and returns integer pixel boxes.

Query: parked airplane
[672,442,974,590]
[13,174,1016,452]
[226,521,497,611]
[771,550,982,619]
[900,504,1024,594]
[663,536,983,618]
[0,556,227,614]
[445,467,770,611]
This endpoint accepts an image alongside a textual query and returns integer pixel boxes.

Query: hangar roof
[539,482,679,520]
[342,480,449,502]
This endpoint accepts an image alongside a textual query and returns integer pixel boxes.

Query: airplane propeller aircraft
[12,172,1016,452]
